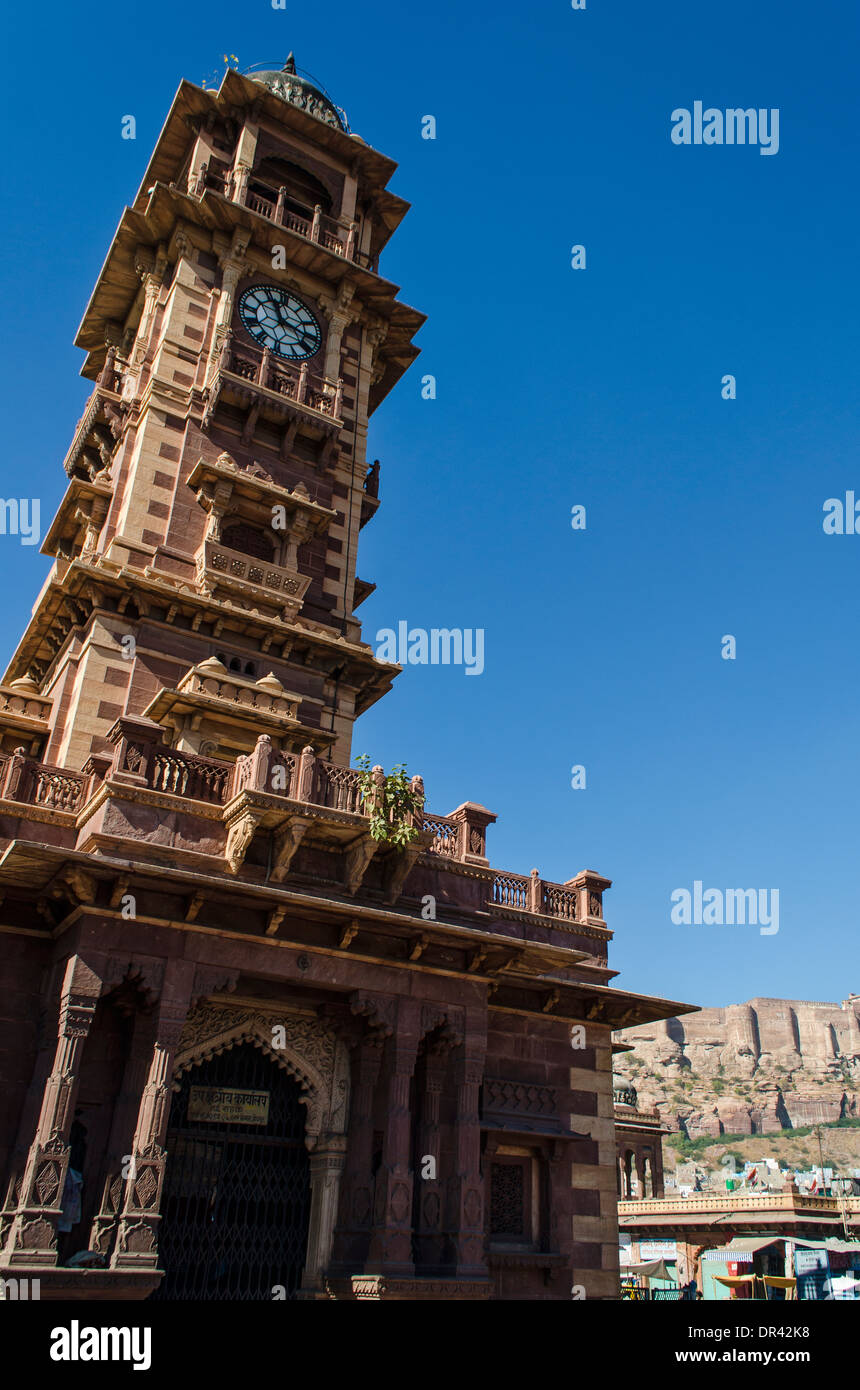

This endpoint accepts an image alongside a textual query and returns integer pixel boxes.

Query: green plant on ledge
[354,755,418,847]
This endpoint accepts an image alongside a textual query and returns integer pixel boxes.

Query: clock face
[238,285,322,361]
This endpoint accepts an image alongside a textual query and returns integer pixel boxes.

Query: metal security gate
[152,1043,310,1300]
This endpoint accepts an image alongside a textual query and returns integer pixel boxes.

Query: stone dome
[246,54,347,132]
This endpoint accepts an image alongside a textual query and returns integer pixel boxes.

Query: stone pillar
[130,247,167,374]
[89,1009,159,1258]
[205,230,250,383]
[366,1001,421,1275]
[634,1151,646,1199]
[0,966,64,1249]
[320,281,356,382]
[449,802,496,865]
[652,1140,665,1199]
[111,964,194,1271]
[301,1135,348,1294]
[187,113,220,194]
[448,1014,488,1278]
[331,1035,383,1272]
[643,1153,654,1198]
[413,1046,448,1270]
[1,956,100,1266]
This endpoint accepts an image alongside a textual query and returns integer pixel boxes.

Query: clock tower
[0,55,692,1304]
[5,54,422,772]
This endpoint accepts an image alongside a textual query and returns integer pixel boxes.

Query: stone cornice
[0,839,696,1026]
[2,554,398,693]
[77,180,422,383]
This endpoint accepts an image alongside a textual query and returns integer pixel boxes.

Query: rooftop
[244,54,348,132]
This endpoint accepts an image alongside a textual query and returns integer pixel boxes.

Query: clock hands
[244,289,319,358]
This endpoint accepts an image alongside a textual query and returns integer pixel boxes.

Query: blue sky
[2,1,858,1008]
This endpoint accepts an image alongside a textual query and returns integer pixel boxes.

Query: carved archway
[173,1000,349,1149]
[169,1000,350,1294]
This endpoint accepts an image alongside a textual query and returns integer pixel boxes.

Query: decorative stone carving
[1,956,101,1266]
[483,1078,559,1120]
[250,56,347,131]
[383,841,422,905]
[344,833,377,896]
[350,991,396,1040]
[224,807,264,873]
[271,817,311,882]
[173,1000,350,1144]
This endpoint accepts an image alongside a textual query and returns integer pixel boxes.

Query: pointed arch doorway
[153,1042,311,1300]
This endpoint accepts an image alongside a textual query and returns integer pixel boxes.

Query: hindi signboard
[187,1085,270,1126]
[640,1240,677,1262]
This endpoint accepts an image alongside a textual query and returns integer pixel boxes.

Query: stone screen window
[222,522,276,562]
[488,1158,531,1244]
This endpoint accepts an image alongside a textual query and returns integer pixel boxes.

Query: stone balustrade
[0,727,609,926]
[0,682,53,732]
[191,161,370,268]
[618,1192,852,1214]
[0,748,90,813]
[218,341,343,424]
[195,538,311,616]
[489,866,605,924]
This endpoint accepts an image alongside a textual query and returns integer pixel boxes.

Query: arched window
[643,1153,654,1198]
[249,156,334,220]
[624,1150,635,1198]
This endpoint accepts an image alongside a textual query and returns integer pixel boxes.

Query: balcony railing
[618,1193,851,1215]
[489,870,585,921]
[147,748,232,804]
[196,538,310,608]
[0,726,608,927]
[492,871,530,911]
[422,813,461,857]
[232,745,365,814]
[219,342,343,423]
[189,162,373,269]
[0,750,90,813]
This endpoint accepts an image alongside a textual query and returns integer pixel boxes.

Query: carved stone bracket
[224,807,265,873]
[343,832,378,896]
[382,841,423,905]
[271,816,312,883]
[349,991,397,1041]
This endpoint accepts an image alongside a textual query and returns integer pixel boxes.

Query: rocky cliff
[613,995,860,1139]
